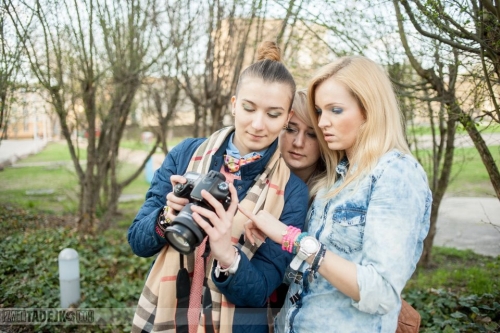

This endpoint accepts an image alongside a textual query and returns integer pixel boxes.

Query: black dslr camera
[164,170,231,255]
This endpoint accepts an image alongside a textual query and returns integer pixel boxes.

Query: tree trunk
[459,112,500,200]
[419,111,457,267]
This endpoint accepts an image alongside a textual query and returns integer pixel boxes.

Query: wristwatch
[214,247,241,278]
[289,236,320,271]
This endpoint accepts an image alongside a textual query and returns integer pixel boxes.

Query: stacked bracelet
[155,206,172,238]
[310,243,327,278]
[292,232,309,255]
[281,226,301,253]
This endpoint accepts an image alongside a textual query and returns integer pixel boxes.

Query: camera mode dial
[218,182,229,191]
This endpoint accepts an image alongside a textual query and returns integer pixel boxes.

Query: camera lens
[164,203,206,255]
[165,226,195,254]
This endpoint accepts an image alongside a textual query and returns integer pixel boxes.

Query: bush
[404,288,500,332]
[0,204,150,332]
[1,204,499,332]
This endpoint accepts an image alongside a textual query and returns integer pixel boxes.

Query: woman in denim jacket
[240,56,432,333]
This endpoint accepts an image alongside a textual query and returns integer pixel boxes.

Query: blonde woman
[279,89,325,188]
[241,56,432,332]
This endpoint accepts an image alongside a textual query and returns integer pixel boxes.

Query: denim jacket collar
[336,157,350,178]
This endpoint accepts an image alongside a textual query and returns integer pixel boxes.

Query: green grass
[21,141,88,162]
[0,142,151,219]
[406,247,500,295]
[416,145,500,197]
[120,137,186,152]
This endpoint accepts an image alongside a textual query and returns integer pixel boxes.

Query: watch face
[301,237,319,254]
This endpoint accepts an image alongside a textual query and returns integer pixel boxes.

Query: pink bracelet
[281,226,301,253]
[288,228,301,253]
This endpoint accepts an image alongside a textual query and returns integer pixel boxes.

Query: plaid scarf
[132,126,289,333]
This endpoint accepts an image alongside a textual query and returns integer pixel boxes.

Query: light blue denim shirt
[275,149,432,333]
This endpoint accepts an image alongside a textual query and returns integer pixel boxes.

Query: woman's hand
[238,205,288,246]
[166,175,190,219]
[190,183,239,267]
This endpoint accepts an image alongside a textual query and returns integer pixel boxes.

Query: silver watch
[289,236,320,270]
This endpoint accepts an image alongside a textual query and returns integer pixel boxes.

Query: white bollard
[58,248,81,308]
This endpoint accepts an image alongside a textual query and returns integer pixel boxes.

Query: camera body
[173,171,231,209]
[164,170,231,254]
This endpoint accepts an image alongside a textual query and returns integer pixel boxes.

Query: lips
[323,133,334,141]
[248,133,265,139]
[288,151,304,159]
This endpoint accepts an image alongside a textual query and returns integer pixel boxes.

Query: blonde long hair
[290,89,326,191]
[308,56,410,197]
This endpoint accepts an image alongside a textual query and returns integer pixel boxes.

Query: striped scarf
[132,126,290,333]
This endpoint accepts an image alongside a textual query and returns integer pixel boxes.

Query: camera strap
[175,253,190,333]
[200,241,215,333]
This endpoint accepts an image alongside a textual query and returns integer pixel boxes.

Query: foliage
[404,289,500,333]
[404,247,500,332]
[1,203,500,332]
[0,204,151,332]
[407,247,500,295]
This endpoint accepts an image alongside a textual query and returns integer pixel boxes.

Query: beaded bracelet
[281,226,301,253]
[288,228,301,253]
[292,232,309,255]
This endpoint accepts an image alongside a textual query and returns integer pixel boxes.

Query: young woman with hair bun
[129,41,309,333]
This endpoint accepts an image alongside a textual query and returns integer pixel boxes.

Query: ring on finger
[164,206,172,224]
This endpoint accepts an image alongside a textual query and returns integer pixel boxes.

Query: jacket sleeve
[353,156,432,314]
[127,139,200,257]
[212,174,309,307]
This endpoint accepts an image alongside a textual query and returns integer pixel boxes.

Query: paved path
[0,139,48,168]
[2,139,500,257]
[435,197,500,257]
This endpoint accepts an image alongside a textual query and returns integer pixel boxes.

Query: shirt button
[238,186,242,190]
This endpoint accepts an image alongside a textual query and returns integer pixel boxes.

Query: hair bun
[256,41,281,62]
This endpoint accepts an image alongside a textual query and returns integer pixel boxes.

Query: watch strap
[214,247,240,278]
[289,254,304,271]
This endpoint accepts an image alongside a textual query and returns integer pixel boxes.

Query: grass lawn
[0,142,151,221]
[416,145,500,197]
[408,123,500,136]
[120,137,185,152]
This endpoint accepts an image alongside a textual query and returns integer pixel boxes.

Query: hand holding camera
[165,174,190,214]
[163,171,238,257]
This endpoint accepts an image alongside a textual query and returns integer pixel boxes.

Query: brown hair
[236,41,296,110]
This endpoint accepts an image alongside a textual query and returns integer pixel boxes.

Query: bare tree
[7,0,168,231]
[393,0,500,202]
[140,72,182,155]
[397,0,499,122]
[169,0,270,137]
[0,2,29,142]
